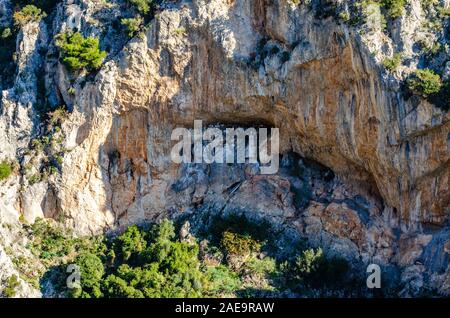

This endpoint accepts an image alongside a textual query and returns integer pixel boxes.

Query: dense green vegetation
[0,161,14,181]
[23,215,357,298]
[13,5,46,27]
[55,32,106,72]
[3,275,20,297]
[381,0,407,19]
[382,53,402,72]
[407,69,442,98]
[121,16,144,37]
[128,0,154,15]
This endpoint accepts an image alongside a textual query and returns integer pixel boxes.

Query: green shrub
[128,0,154,15]
[35,218,356,298]
[55,32,106,72]
[3,275,20,297]
[382,53,401,72]
[339,11,350,22]
[437,6,450,17]
[281,248,351,291]
[221,231,261,256]
[294,248,323,276]
[0,161,13,181]
[29,218,72,262]
[115,225,147,261]
[381,0,406,18]
[208,214,270,245]
[65,220,208,298]
[70,252,105,298]
[407,69,442,98]
[205,265,241,295]
[121,16,143,37]
[46,165,58,175]
[13,5,46,27]
[246,256,277,276]
[418,40,441,56]
[67,87,76,95]
[28,173,41,185]
[102,270,145,298]
[421,0,438,7]
[48,106,68,127]
[1,27,12,39]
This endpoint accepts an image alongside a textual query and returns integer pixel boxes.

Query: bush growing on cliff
[294,248,324,276]
[47,106,68,127]
[1,27,12,39]
[3,275,20,297]
[34,217,359,297]
[205,265,242,295]
[381,0,407,18]
[13,5,46,27]
[0,161,13,181]
[279,248,350,291]
[55,32,106,72]
[221,231,262,257]
[28,218,74,263]
[407,69,442,98]
[121,16,143,37]
[128,0,154,15]
[382,53,401,72]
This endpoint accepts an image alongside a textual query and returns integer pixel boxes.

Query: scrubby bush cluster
[381,0,407,19]
[59,221,214,298]
[382,53,402,72]
[13,4,46,27]
[121,16,144,37]
[407,69,442,98]
[55,32,106,72]
[24,215,358,298]
[3,275,20,297]
[0,160,14,181]
[128,0,154,15]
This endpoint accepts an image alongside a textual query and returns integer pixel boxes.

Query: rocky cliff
[0,0,449,297]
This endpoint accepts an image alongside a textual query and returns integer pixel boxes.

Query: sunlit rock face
[0,0,448,296]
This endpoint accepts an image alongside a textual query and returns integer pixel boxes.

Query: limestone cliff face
[0,0,449,297]
[51,0,449,232]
